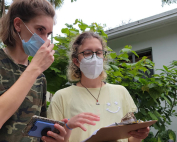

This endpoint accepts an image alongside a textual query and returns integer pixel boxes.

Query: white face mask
[79,54,103,79]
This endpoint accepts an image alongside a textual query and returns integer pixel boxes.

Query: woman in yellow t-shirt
[47,31,150,142]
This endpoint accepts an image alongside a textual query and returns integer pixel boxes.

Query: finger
[130,132,148,138]
[79,114,100,121]
[137,127,150,132]
[79,119,96,126]
[41,136,46,142]
[42,39,51,48]
[41,136,55,142]
[77,123,87,131]
[54,124,66,137]
[129,131,144,136]
[47,131,64,141]
[83,112,100,118]
[48,43,54,51]
[61,118,68,123]
[51,50,55,56]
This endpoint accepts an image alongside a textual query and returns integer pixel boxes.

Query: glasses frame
[78,50,107,60]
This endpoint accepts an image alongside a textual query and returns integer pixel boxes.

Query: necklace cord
[80,81,102,103]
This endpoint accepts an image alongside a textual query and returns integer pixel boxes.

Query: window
[129,49,154,78]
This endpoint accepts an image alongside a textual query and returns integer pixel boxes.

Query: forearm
[63,125,72,142]
[0,65,40,128]
[128,136,142,142]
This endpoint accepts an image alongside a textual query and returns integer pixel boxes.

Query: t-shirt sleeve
[47,91,64,121]
[123,86,137,113]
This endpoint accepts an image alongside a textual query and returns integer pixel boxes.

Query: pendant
[96,102,100,105]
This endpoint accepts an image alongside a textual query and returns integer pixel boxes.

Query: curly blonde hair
[67,31,107,82]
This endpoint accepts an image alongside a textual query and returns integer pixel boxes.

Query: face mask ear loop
[22,21,34,35]
[17,32,23,41]
[77,58,82,64]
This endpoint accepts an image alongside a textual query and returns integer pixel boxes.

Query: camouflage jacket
[0,49,47,142]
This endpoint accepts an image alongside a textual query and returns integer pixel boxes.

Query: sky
[53,0,177,36]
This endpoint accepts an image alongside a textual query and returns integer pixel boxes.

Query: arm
[128,137,142,142]
[0,40,54,128]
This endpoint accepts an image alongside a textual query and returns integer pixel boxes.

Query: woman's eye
[37,28,43,32]
[47,33,51,37]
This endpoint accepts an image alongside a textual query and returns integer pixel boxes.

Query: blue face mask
[18,22,45,57]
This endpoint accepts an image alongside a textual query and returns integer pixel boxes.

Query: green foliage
[48,0,64,9]
[142,132,157,142]
[106,44,177,134]
[143,130,176,142]
[168,129,176,141]
[162,0,177,6]
[158,129,176,142]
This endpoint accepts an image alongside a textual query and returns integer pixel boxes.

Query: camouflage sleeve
[0,65,7,96]
[40,77,47,117]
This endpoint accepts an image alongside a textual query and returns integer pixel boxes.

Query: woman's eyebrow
[38,25,46,30]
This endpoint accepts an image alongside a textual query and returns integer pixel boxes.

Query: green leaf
[154,110,162,118]
[140,108,147,115]
[110,52,117,59]
[61,28,70,35]
[134,76,139,81]
[124,45,132,49]
[131,50,139,57]
[110,65,119,71]
[120,48,131,53]
[113,71,123,77]
[50,67,61,73]
[148,112,158,120]
[163,65,169,71]
[54,36,68,43]
[163,95,172,106]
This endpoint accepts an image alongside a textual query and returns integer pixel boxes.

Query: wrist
[65,123,73,130]
[128,137,142,142]
[26,64,42,77]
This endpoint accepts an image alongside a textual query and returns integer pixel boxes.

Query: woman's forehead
[28,15,54,31]
[79,38,102,51]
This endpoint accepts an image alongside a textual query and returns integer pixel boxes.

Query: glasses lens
[83,50,93,59]
[96,50,105,59]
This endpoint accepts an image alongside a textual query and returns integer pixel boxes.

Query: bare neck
[77,73,104,88]
[4,42,28,66]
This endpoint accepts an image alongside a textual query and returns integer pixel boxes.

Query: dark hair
[67,31,107,81]
[0,0,55,47]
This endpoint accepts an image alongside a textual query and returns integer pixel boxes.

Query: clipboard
[84,120,157,142]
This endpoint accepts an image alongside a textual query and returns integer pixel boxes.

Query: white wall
[108,22,177,74]
[107,22,177,133]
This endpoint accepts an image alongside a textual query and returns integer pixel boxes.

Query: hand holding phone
[22,115,65,138]
[28,120,60,138]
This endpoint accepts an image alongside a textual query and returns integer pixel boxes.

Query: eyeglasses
[78,50,107,60]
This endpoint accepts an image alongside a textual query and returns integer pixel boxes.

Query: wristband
[66,123,72,130]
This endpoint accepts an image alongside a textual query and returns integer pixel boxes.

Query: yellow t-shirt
[47,83,137,142]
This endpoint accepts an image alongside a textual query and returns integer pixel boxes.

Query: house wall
[107,22,177,133]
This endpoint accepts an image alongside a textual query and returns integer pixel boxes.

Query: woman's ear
[73,58,80,68]
[14,17,22,32]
